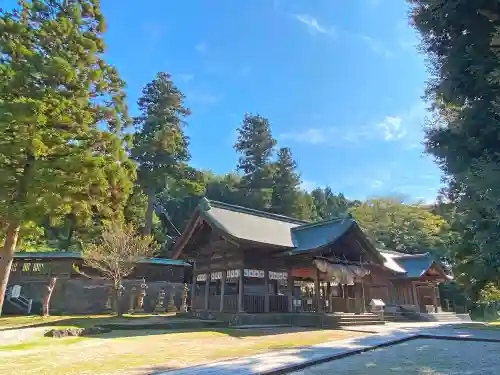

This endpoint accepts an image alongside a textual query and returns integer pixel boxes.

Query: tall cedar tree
[410,0,500,295]
[234,114,277,210]
[0,1,134,314]
[310,188,349,220]
[132,72,191,235]
[271,147,301,217]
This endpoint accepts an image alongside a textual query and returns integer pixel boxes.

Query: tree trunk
[42,277,57,317]
[0,223,20,316]
[143,189,156,236]
[113,281,123,317]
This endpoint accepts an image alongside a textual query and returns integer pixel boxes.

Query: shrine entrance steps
[420,312,472,322]
[382,311,472,323]
[177,311,385,328]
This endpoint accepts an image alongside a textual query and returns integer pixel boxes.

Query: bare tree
[42,277,57,316]
[82,223,154,316]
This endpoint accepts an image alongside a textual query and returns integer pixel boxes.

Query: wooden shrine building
[172,198,450,317]
[5,252,191,315]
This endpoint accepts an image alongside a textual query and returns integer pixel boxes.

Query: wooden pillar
[287,268,293,313]
[361,280,366,314]
[315,267,322,312]
[432,283,438,313]
[326,282,332,313]
[238,267,244,312]
[412,281,418,309]
[204,273,210,311]
[219,270,226,312]
[264,266,270,313]
[190,262,197,310]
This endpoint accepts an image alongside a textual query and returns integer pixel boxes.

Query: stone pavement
[158,322,499,375]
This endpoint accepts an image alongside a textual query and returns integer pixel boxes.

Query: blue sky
[6,0,443,203]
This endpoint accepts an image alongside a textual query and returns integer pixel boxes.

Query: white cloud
[294,14,335,36]
[280,101,429,147]
[377,116,406,141]
[361,35,393,57]
[280,128,330,145]
[176,73,194,82]
[370,179,384,189]
[195,43,208,54]
[301,179,319,192]
[186,91,219,106]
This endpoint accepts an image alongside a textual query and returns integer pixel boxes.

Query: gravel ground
[289,339,500,375]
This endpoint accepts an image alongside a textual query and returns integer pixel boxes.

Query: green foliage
[0,1,134,242]
[131,72,197,235]
[271,147,302,217]
[410,0,500,291]
[132,72,191,193]
[311,188,350,220]
[234,114,277,210]
[124,187,148,230]
[350,197,454,256]
[479,282,500,303]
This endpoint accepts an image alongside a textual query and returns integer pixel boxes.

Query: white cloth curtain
[313,259,370,286]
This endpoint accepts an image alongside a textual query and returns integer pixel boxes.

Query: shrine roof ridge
[201,198,310,225]
[291,215,356,233]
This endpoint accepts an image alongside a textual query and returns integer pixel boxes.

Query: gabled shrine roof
[290,218,357,253]
[379,250,448,279]
[201,199,307,247]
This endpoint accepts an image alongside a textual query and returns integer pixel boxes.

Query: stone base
[181,311,384,328]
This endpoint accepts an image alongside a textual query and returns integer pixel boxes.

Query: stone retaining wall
[8,278,187,315]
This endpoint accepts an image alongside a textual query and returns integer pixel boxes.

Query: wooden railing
[191,296,204,310]
[300,299,317,312]
[270,295,288,313]
[244,295,265,313]
[208,296,220,311]
[223,295,238,312]
[346,298,357,313]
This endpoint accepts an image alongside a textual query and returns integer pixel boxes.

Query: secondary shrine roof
[13,252,190,267]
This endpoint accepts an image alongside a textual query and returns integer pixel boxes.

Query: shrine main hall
[172,198,449,321]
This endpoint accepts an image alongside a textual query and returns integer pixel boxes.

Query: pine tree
[234,114,277,210]
[271,147,301,217]
[0,1,134,314]
[132,72,194,235]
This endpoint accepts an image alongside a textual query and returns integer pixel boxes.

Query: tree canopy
[410,0,500,295]
[0,0,134,313]
[131,72,195,235]
[350,197,454,256]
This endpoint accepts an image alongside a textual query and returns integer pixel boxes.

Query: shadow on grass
[0,314,336,340]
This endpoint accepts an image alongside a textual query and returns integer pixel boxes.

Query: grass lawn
[0,326,368,375]
[0,313,177,330]
[453,321,500,330]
